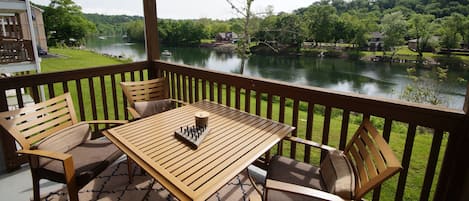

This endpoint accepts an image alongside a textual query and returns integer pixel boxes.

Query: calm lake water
[86,36,469,109]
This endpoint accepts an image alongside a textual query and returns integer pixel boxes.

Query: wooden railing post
[434,83,469,201]
[143,0,160,79]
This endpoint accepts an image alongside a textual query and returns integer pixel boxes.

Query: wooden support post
[434,83,469,201]
[143,0,160,79]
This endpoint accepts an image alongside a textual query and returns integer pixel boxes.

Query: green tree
[380,11,407,59]
[305,5,339,45]
[438,14,463,53]
[125,20,145,42]
[408,14,435,60]
[43,0,96,46]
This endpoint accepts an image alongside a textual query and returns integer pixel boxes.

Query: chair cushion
[266,155,327,201]
[38,137,123,187]
[35,122,91,153]
[134,99,173,118]
[320,150,356,200]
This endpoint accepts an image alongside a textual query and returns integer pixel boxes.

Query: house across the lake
[215,32,239,43]
[367,32,383,51]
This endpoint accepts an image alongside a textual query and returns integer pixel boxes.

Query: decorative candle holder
[195,111,209,127]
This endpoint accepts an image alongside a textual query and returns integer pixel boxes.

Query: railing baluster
[321,106,332,161]
[139,70,144,81]
[31,86,40,103]
[267,94,273,120]
[182,75,188,103]
[88,78,98,131]
[245,89,251,113]
[235,87,240,110]
[217,83,223,104]
[188,76,194,103]
[202,79,207,100]
[100,76,109,123]
[195,78,200,102]
[111,74,119,120]
[225,84,231,107]
[62,81,69,93]
[131,71,136,81]
[290,99,299,159]
[75,79,86,121]
[339,110,350,150]
[255,91,261,116]
[383,119,393,142]
[395,123,417,201]
[120,73,128,119]
[419,129,444,201]
[171,72,176,100]
[278,96,286,155]
[177,74,182,101]
[47,83,55,98]
[209,81,214,101]
[15,88,24,108]
[304,102,314,163]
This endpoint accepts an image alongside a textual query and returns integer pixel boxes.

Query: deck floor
[0,156,264,201]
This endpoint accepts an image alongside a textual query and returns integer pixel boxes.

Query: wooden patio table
[103,100,295,201]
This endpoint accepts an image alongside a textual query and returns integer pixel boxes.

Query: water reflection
[85,37,469,109]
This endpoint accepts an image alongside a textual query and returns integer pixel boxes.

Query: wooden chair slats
[17,106,71,133]
[27,121,73,145]
[120,77,169,106]
[344,119,402,199]
[360,129,387,172]
[22,114,73,138]
[348,144,369,184]
[354,134,378,178]
[14,101,69,130]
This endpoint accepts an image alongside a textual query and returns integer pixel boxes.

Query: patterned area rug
[42,161,261,201]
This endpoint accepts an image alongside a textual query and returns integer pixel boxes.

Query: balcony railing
[0,60,467,201]
[0,39,34,64]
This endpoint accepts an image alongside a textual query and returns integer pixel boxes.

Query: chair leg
[66,182,79,201]
[31,169,41,201]
[127,157,133,183]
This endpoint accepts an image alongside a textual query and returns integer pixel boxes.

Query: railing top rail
[0,61,149,89]
[155,60,466,131]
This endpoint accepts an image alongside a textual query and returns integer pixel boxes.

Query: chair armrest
[18,149,76,188]
[249,192,262,201]
[265,179,345,201]
[17,149,72,161]
[127,107,142,119]
[285,136,337,151]
[169,98,187,106]
[84,120,128,125]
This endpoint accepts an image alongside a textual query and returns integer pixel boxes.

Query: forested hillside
[84,14,143,36]
[42,0,469,54]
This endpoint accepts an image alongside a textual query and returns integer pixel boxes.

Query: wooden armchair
[120,77,185,119]
[258,118,401,201]
[0,93,129,201]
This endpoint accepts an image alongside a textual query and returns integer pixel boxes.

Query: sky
[31,0,314,19]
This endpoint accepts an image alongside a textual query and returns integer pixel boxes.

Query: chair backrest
[120,77,170,107]
[0,93,78,150]
[343,119,402,199]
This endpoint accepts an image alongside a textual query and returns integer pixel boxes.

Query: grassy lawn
[41,48,130,72]
[361,46,469,64]
[40,47,446,201]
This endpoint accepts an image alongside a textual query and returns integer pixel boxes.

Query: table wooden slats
[104,100,295,201]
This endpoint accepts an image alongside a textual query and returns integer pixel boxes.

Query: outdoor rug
[41,160,261,201]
